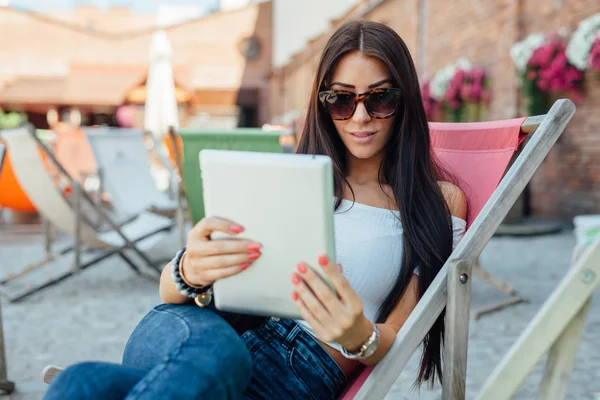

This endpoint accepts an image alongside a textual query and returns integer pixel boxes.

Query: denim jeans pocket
[286,346,342,400]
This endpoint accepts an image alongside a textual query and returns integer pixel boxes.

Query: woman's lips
[348,131,376,144]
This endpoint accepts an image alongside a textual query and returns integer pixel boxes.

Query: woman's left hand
[291,255,374,351]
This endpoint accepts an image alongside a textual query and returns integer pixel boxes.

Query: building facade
[0,2,273,129]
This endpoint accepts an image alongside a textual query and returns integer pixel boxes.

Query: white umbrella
[144,30,179,139]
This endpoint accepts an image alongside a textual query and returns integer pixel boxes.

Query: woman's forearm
[159,262,193,305]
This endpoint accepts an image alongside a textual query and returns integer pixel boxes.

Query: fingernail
[338,264,343,272]
[231,225,244,234]
[291,292,299,301]
[241,263,251,270]
[296,263,307,274]
[291,273,301,285]
[318,255,329,266]
[248,252,261,260]
[248,242,262,251]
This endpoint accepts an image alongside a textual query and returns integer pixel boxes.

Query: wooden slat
[0,302,8,382]
[537,299,591,400]
[442,260,473,400]
[470,296,526,320]
[521,115,545,133]
[472,262,517,295]
[475,237,600,400]
[537,246,589,400]
[355,99,576,399]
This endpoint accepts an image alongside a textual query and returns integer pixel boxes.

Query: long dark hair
[296,20,454,387]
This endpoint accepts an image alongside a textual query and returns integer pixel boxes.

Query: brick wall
[271,0,600,221]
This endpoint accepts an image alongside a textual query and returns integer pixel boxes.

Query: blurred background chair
[0,125,173,303]
[0,143,15,395]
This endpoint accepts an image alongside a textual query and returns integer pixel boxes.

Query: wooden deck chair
[54,125,97,185]
[0,125,174,303]
[83,127,178,219]
[475,217,600,400]
[40,100,576,400]
[0,143,15,396]
[341,99,575,399]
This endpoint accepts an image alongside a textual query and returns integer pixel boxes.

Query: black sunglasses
[318,88,401,120]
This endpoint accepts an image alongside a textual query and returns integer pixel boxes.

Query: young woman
[43,20,467,400]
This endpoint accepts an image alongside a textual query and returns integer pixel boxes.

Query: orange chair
[0,144,38,213]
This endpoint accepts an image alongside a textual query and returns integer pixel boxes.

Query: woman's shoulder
[437,181,467,220]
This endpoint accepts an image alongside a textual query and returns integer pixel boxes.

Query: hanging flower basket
[443,66,491,122]
[512,33,584,115]
[422,58,490,122]
[566,12,600,72]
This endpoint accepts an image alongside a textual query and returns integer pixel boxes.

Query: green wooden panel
[179,128,284,224]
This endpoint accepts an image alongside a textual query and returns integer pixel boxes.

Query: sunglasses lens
[323,92,355,119]
[366,90,398,117]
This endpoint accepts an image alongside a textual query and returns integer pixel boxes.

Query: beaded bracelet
[170,247,212,306]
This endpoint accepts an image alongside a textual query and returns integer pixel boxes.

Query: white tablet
[199,149,336,319]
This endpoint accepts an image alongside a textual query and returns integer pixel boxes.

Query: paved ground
[0,222,598,399]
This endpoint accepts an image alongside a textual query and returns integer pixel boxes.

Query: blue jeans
[43,304,346,400]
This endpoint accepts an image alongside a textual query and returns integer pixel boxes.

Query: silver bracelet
[341,322,380,360]
[170,247,212,307]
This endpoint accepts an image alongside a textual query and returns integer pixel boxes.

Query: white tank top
[295,199,467,353]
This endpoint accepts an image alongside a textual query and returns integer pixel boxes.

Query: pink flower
[529,46,554,68]
[525,35,583,101]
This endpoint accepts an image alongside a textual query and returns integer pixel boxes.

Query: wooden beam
[537,245,589,400]
[521,115,546,133]
[537,299,591,400]
[442,260,473,400]
[476,238,600,400]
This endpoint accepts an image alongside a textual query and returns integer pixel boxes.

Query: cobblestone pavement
[0,225,598,400]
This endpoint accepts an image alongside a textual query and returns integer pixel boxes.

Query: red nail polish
[291,273,300,285]
[297,263,307,274]
[248,242,262,251]
[318,255,329,266]
[248,252,261,260]
[291,292,299,301]
[231,225,245,234]
[240,263,251,270]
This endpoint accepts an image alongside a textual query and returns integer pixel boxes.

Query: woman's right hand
[180,217,262,287]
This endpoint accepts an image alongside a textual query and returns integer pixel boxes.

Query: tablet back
[200,150,335,319]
